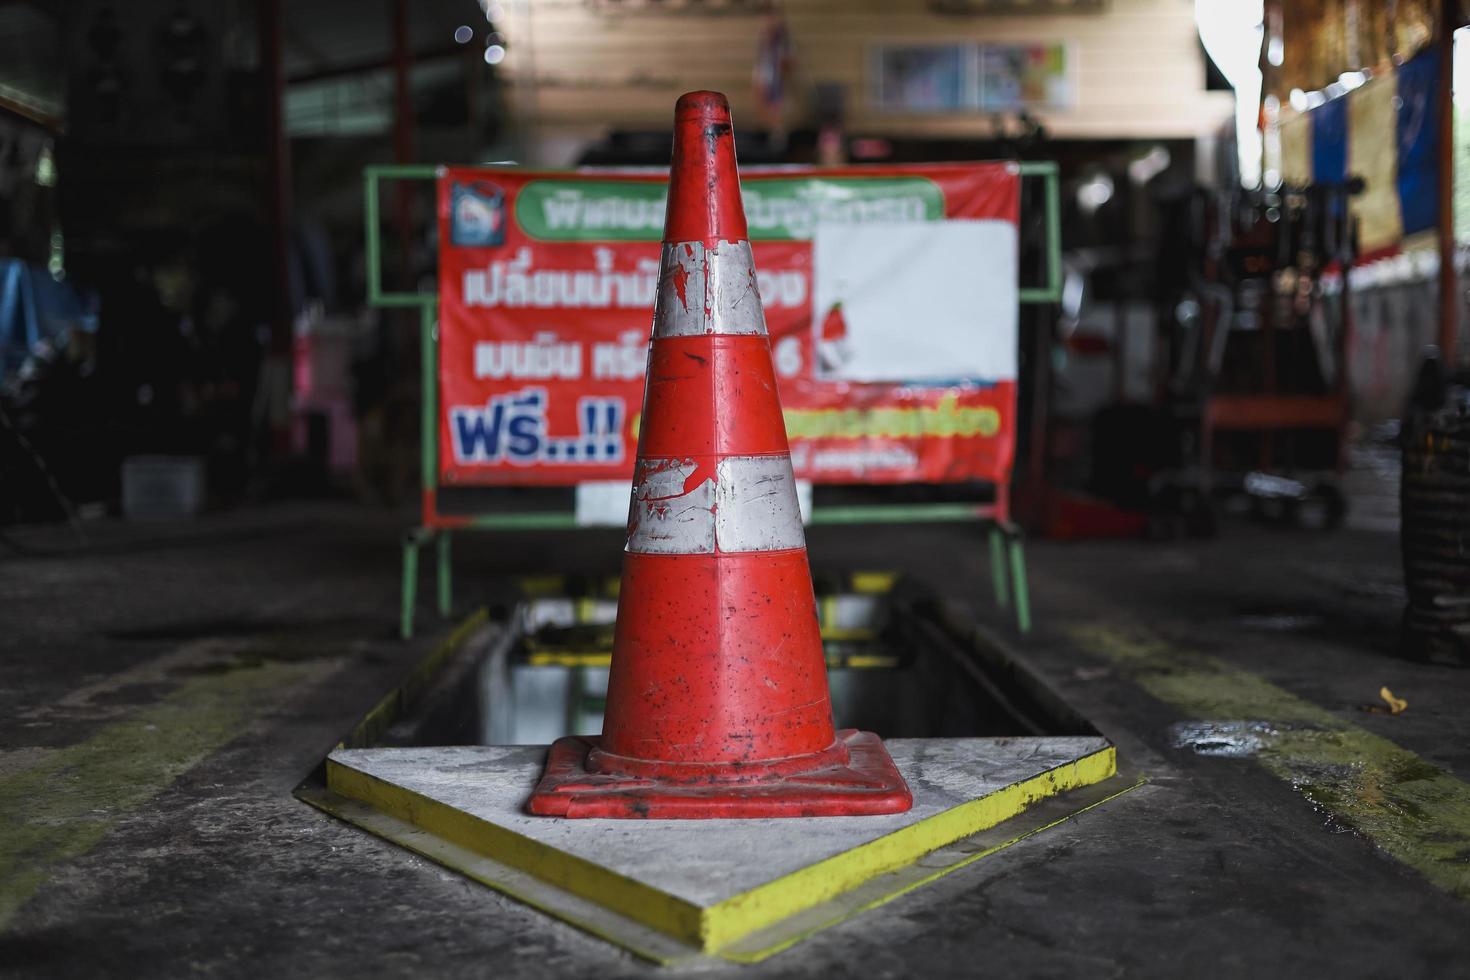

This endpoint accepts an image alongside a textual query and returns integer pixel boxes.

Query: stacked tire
[1401,355,1470,665]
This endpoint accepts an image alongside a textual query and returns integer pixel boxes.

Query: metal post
[391,0,415,285]
[259,0,292,457]
[1016,163,1061,527]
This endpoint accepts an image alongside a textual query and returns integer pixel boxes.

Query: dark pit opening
[365,579,1092,751]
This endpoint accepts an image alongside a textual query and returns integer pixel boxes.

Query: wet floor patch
[1168,720,1277,757]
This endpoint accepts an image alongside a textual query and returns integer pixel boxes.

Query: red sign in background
[436,163,1019,488]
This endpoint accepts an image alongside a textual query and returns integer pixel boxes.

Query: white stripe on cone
[625,455,806,555]
[653,240,768,338]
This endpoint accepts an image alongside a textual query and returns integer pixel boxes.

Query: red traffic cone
[527,91,913,819]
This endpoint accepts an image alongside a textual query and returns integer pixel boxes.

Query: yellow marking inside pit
[527,652,613,667]
[852,572,898,594]
[528,650,895,669]
[820,627,877,642]
[825,653,899,669]
[325,744,1115,955]
[517,575,567,596]
[1073,624,1470,903]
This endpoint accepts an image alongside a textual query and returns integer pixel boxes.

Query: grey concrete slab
[327,736,1112,908]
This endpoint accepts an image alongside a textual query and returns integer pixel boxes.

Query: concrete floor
[3,501,1470,977]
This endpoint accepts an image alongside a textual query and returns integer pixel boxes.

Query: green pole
[1016,162,1062,305]
[1008,535,1031,634]
[365,170,382,306]
[989,527,1011,609]
[401,537,419,640]
[364,164,442,308]
[1042,166,1061,300]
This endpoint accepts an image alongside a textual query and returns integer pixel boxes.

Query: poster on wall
[869,42,1072,112]
[436,162,1020,487]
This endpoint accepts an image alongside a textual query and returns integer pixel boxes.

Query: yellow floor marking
[1072,623,1470,902]
[0,657,332,929]
[16,638,242,724]
[516,575,566,596]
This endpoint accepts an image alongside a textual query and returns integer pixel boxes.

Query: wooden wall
[497,0,1233,159]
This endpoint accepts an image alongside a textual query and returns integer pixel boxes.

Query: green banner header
[514,176,946,242]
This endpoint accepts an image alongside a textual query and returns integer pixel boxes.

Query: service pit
[297,576,1135,964]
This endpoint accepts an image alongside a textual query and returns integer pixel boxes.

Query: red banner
[436,163,1019,487]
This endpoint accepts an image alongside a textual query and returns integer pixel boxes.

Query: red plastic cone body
[527,91,912,819]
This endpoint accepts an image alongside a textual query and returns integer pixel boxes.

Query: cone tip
[675,90,732,123]
[665,89,746,244]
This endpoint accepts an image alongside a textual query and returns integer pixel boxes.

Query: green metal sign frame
[366,162,1060,639]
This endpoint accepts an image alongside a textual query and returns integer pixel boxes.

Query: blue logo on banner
[451,181,506,247]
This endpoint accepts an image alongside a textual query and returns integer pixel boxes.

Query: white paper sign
[812,220,1018,383]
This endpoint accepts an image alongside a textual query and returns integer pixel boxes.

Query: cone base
[526,729,913,819]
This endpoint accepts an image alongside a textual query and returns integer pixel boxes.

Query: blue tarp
[1310,93,1349,188]
[0,260,97,385]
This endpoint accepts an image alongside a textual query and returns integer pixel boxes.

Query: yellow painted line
[1073,624,1470,902]
[722,773,1147,964]
[325,760,705,944]
[326,744,1115,953]
[1,657,330,929]
[298,786,694,966]
[701,745,1116,951]
[343,608,489,749]
[851,572,898,594]
[527,652,613,668]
